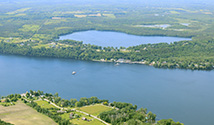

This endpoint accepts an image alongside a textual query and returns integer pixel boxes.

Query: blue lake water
[0,55,214,125]
[59,30,191,47]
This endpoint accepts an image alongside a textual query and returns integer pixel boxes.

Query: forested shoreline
[0,38,213,70]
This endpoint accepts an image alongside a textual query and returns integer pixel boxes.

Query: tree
[5,98,10,103]
[103,101,108,106]
[10,97,18,102]
[147,111,156,123]
[157,119,184,125]
[30,90,34,95]
[75,102,82,107]
[26,93,30,98]
[54,92,59,97]
[38,90,44,95]
[70,99,77,107]
[126,119,143,125]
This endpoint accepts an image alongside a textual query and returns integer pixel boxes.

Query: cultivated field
[79,104,113,116]
[0,101,57,125]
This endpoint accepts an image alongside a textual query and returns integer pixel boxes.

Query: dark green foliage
[0,119,13,125]
[99,104,154,124]
[28,90,44,97]
[110,102,137,110]
[6,94,21,102]
[157,119,184,125]
[1,94,21,107]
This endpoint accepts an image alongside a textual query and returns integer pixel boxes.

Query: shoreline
[0,52,213,71]
[57,29,193,40]
[92,59,214,71]
[93,59,147,65]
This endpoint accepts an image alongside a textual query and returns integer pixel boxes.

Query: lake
[59,30,191,47]
[0,55,214,125]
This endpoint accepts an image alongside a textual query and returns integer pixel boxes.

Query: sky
[1,0,214,10]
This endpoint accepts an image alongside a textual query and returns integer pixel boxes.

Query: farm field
[0,101,57,125]
[79,104,113,116]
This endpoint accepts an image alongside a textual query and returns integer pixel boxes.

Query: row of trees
[25,90,109,108]
[51,92,108,107]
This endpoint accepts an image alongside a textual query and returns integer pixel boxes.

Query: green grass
[0,101,57,125]
[6,8,31,15]
[35,100,56,109]
[102,14,116,18]
[44,19,68,25]
[32,34,53,41]
[170,11,180,14]
[19,25,40,32]
[79,104,113,116]
[71,118,104,125]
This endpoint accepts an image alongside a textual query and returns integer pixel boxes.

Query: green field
[0,101,57,125]
[35,100,56,109]
[71,118,104,125]
[80,104,113,116]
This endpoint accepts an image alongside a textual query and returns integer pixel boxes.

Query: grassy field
[35,100,56,109]
[0,101,57,125]
[71,118,104,125]
[60,111,104,125]
[79,104,113,116]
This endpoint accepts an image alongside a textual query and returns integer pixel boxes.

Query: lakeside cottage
[21,91,29,97]
[82,117,87,121]
[125,60,131,63]
[117,59,124,63]
[69,113,74,119]
[100,59,105,61]
[149,61,156,66]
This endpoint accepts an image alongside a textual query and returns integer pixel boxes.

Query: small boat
[115,63,120,66]
[72,71,76,75]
